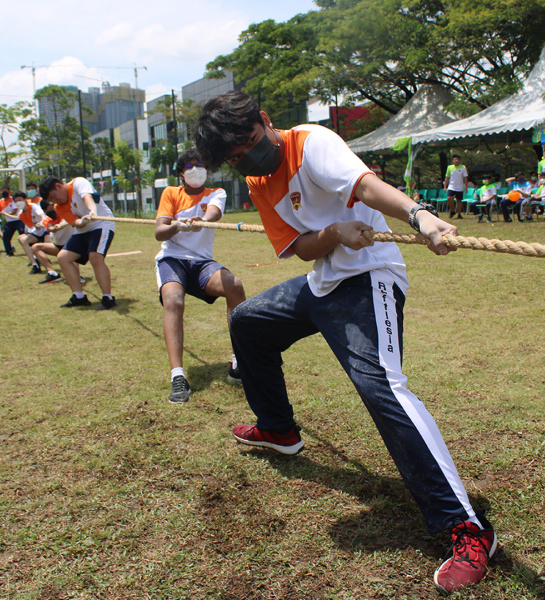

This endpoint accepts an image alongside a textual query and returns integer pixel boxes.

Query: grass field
[1,210,544,600]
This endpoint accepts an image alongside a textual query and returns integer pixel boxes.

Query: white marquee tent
[411,47,545,145]
[347,84,456,154]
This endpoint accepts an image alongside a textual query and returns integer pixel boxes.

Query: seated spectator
[530,173,545,215]
[500,172,532,222]
[524,172,540,220]
[471,177,497,222]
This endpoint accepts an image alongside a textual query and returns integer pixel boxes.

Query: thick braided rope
[91,216,545,258]
[92,215,265,233]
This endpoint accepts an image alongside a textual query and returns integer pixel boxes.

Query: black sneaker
[449,211,455,219]
[456,214,463,219]
[478,214,484,223]
[29,264,42,274]
[39,273,63,284]
[228,363,242,383]
[60,294,91,308]
[95,296,117,311]
[169,375,191,403]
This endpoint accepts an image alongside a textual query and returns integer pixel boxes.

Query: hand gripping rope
[90,216,545,259]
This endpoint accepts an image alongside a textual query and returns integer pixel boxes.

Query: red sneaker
[232,424,304,455]
[434,516,497,595]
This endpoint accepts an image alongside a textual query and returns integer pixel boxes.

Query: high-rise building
[37,83,145,135]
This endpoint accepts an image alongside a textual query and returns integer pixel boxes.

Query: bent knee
[88,252,106,265]
[162,289,185,312]
[229,299,252,329]
[227,275,245,297]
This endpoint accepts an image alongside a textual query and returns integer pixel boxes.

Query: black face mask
[46,210,57,219]
[1,191,9,198]
[234,131,281,177]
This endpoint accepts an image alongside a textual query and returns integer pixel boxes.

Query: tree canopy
[0,101,33,186]
[206,0,545,126]
[19,85,92,179]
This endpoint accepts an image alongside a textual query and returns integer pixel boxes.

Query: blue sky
[1,0,319,106]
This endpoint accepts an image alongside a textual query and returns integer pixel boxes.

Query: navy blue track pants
[229,270,477,533]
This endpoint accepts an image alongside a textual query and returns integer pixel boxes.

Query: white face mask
[183,166,207,188]
[15,200,26,210]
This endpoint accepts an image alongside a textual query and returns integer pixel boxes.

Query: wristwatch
[408,202,438,233]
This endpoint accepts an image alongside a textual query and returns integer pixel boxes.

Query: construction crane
[20,63,148,113]
[74,74,111,89]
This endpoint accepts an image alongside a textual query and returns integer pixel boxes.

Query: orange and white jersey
[247,124,408,297]
[0,197,19,220]
[18,200,46,233]
[54,177,114,234]
[155,186,226,261]
[43,215,74,247]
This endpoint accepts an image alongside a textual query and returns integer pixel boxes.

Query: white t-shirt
[154,186,226,261]
[446,164,468,192]
[23,203,46,235]
[51,223,75,246]
[247,124,409,297]
[59,177,115,234]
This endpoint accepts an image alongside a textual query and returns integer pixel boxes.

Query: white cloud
[94,19,245,63]
[95,22,135,45]
[145,83,173,103]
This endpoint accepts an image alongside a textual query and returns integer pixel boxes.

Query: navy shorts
[64,228,114,265]
[27,231,48,244]
[156,257,225,305]
[447,189,464,200]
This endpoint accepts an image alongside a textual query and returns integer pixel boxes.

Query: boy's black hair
[176,148,202,175]
[13,191,27,200]
[40,199,52,212]
[452,154,461,160]
[194,91,264,171]
[39,176,62,200]
[27,182,37,188]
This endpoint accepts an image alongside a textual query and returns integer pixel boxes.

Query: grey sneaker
[169,375,191,403]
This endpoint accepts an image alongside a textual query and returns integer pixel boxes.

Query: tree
[91,137,114,173]
[206,13,322,126]
[206,0,545,124]
[149,95,202,148]
[0,101,33,186]
[112,140,144,214]
[19,85,93,179]
[149,141,178,177]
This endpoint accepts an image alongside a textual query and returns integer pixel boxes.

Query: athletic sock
[74,291,86,299]
[231,354,238,370]
[48,270,58,277]
[171,367,185,381]
[103,294,114,300]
